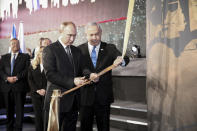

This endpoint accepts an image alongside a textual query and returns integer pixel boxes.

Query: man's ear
[59,24,64,33]
[99,28,102,34]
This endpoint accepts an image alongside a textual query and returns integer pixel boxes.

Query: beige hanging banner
[122,0,135,57]
[47,90,61,131]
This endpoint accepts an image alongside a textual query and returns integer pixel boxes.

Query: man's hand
[113,56,123,67]
[7,76,18,84]
[90,73,99,83]
[37,89,46,96]
[74,77,86,86]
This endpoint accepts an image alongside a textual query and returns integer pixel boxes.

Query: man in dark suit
[78,22,130,131]
[42,21,87,131]
[0,38,30,131]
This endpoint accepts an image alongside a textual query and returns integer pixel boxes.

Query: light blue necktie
[11,54,16,76]
[91,46,97,68]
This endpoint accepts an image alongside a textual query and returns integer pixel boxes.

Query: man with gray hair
[43,21,88,131]
[78,22,130,131]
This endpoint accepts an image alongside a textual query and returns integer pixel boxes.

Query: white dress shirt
[88,42,126,66]
[88,42,101,58]
[10,52,19,64]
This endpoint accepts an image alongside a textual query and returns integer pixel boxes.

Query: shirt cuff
[121,59,126,67]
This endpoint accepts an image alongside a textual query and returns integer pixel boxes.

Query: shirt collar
[88,42,101,51]
[11,51,19,57]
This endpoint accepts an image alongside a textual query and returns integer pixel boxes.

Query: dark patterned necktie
[66,46,75,75]
[66,46,74,65]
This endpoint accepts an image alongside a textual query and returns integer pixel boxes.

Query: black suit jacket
[28,65,47,95]
[0,53,30,93]
[43,41,87,112]
[78,42,130,106]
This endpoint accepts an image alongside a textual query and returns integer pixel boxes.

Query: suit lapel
[57,41,74,73]
[14,53,22,68]
[96,42,106,69]
[8,54,11,67]
[7,54,12,75]
[57,41,71,65]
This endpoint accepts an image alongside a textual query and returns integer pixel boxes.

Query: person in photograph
[0,38,30,131]
[78,22,130,131]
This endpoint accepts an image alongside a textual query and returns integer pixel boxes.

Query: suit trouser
[44,110,49,131]
[31,94,44,131]
[59,111,78,131]
[0,92,5,109]
[3,91,26,131]
[80,104,110,131]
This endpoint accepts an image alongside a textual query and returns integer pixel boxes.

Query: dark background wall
[112,58,146,103]
[113,76,146,102]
